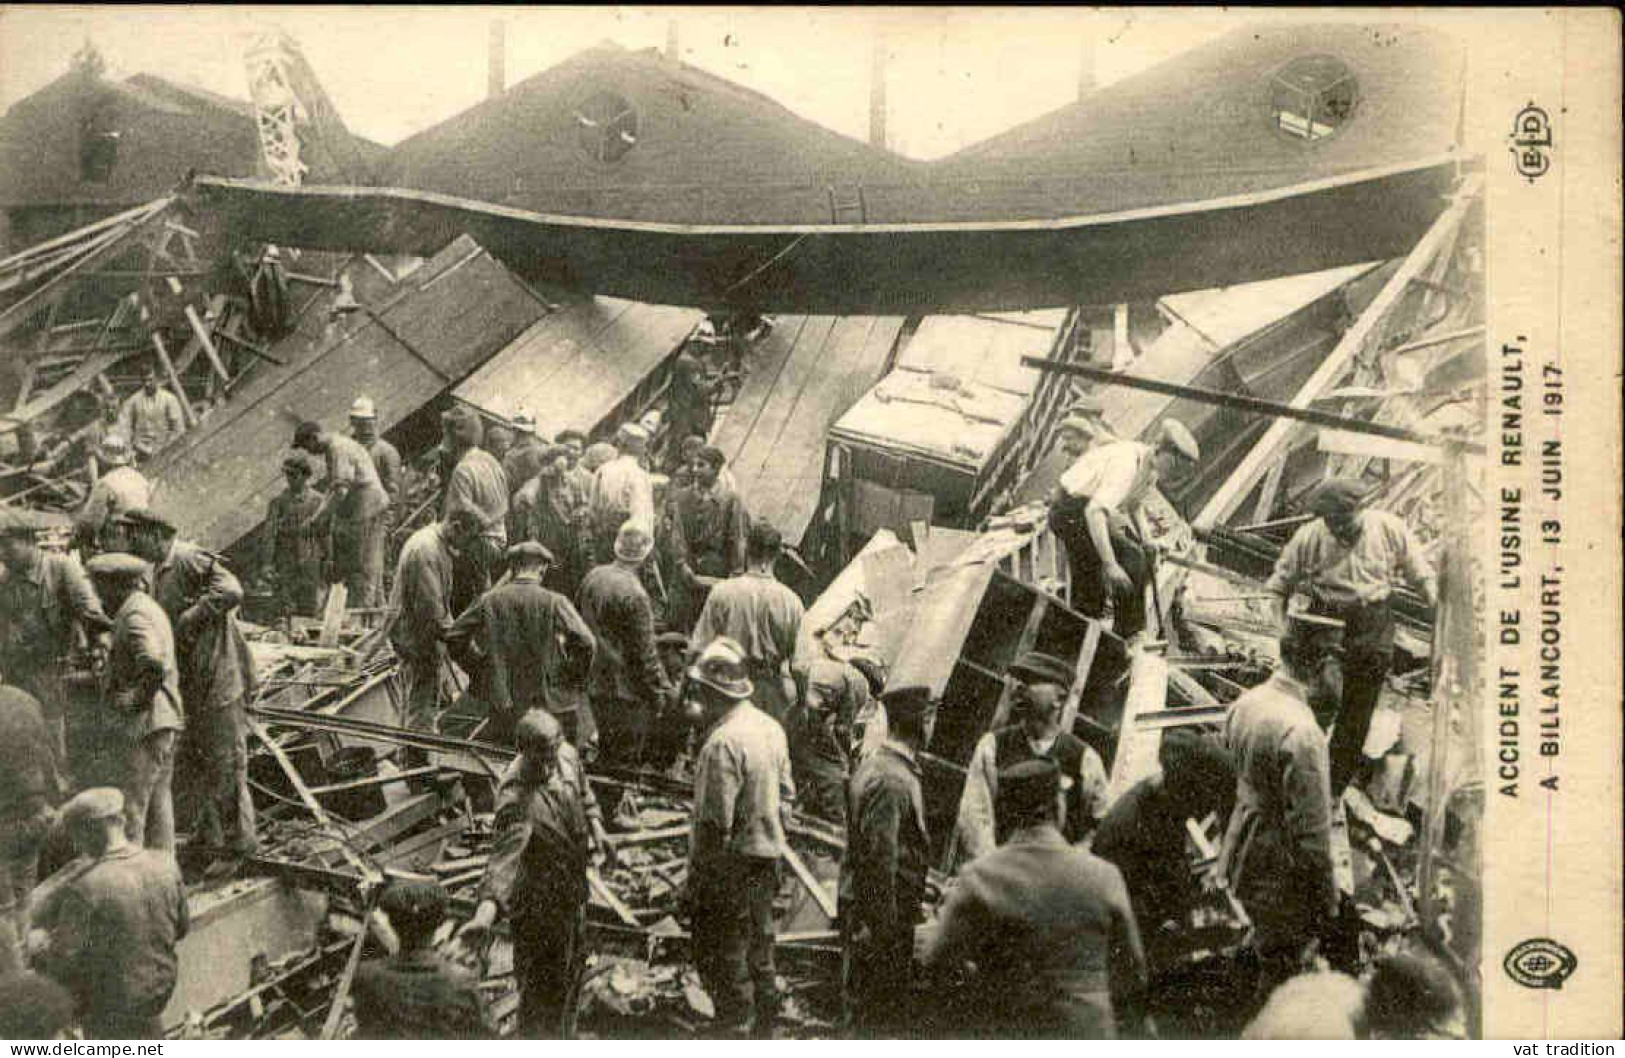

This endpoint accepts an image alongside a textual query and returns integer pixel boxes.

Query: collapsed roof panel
[452,294,702,432]
[149,236,547,551]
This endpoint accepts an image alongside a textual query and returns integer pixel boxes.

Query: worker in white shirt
[1047,419,1199,644]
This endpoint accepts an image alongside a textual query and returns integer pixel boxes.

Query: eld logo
[1510,102,1553,182]
[1504,937,1577,989]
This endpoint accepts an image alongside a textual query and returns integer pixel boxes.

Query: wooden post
[148,332,197,427]
[1194,176,1482,530]
[169,276,230,383]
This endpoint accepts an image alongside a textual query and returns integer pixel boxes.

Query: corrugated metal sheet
[151,237,547,551]
[453,296,702,429]
[712,313,903,545]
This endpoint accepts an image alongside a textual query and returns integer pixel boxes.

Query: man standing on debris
[460,710,606,1039]
[1266,478,1436,795]
[577,522,673,764]
[0,686,60,976]
[672,445,749,623]
[1047,419,1200,645]
[690,520,805,725]
[952,651,1108,865]
[921,759,1147,1038]
[514,444,592,599]
[684,637,795,1038]
[85,553,181,851]
[0,508,111,783]
[389,511,482,736]
[30,787,188,1040]
[839,684,931,1037]
[260,452,327,619]
[787,642,872,825]
[1217,617,1339,997]
[292,420,391,608]
[117,366,186,462]
[122,510,258,863]
[588,423,655,563]
[73,434,150,553]
[502,412,549,498]
[440,406,510,587]
[1092,729,1236,950]
[354,878,487,1039]
[349,396,403,513]
[664,343,723,472]
[446,542,596,747]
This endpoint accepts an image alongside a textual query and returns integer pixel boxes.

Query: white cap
[350,396,377,419]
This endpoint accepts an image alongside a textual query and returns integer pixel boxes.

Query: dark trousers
[1049,496,1149,638]
[514,904,586,1038]
[1324,600,1395,795]
[592,693,652,767]
[181,699,258,854]
[692,856,780,1035]
[842,920,914,1037]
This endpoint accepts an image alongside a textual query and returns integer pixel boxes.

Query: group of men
[0,354,1452,1039]
[0,497,257,1036]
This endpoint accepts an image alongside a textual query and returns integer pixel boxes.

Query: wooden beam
[782,842,838,920]
[148,333,198,428]
[1191,176,1481,529]
[1057,619,1103,737]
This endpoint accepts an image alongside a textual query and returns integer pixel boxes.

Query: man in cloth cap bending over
[1047,419,1200,645]
[1266,477,1436,795]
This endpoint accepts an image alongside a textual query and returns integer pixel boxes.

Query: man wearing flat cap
[354,878,487,1038]
[952,650,1108,866]
[1,508,111,784]
[260,451,327,619]
[85,553,181,851]
[923,758,1147,1037]
[292,420,391,608]
[578,521,674,765]
[445,541,596,747]
[684,636,795,1038]
[124,509,258,862]
[32,787,188,1039]
[1267,477,1436,795]
[1048,419,1201,645]
[460,710,606,1038]
[839,684,931,1036]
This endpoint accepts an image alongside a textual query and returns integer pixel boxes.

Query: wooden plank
[148,333,198,428]
[1057,619,1104,737]
[318,583,349,646]
[1103,651,1169,807]
[1193,176,1480,530]
[782,843,838,920]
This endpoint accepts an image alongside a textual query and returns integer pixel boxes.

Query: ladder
[826,185,867,224]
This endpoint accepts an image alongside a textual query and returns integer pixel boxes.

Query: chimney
[1078,38,1096,99]
[665,19,680,63]
[488,20,506,100]
[869,32,888,150]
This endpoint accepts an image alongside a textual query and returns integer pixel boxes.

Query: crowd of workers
[0,340,1457,1041]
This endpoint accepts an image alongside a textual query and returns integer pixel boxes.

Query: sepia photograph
[0,5,1618,1044]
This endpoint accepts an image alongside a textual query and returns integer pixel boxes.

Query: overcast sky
[0,6,1247,159]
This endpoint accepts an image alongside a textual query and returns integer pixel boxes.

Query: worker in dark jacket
[1,687,60,976]
[353,878,487,1039]
[839,684,933,1037]
[123,509,258,860]
[671,446,749,628]
[388,511,482,735]
[1092,729,1235,956]
[577,522,674,765]
[663,344,721,472]
[952,651,1108,867]
[446,542,596,747]
[0,508,111,783]
[1218,618,1340,998]
[922,759,1148,1039]
[513,444,592,599]
[501,412,549,498]
[33,787,188,1039]
[788,649,871,825]
[459,710,606,1038]
[86,553,181,852]
[260,452,327,619]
